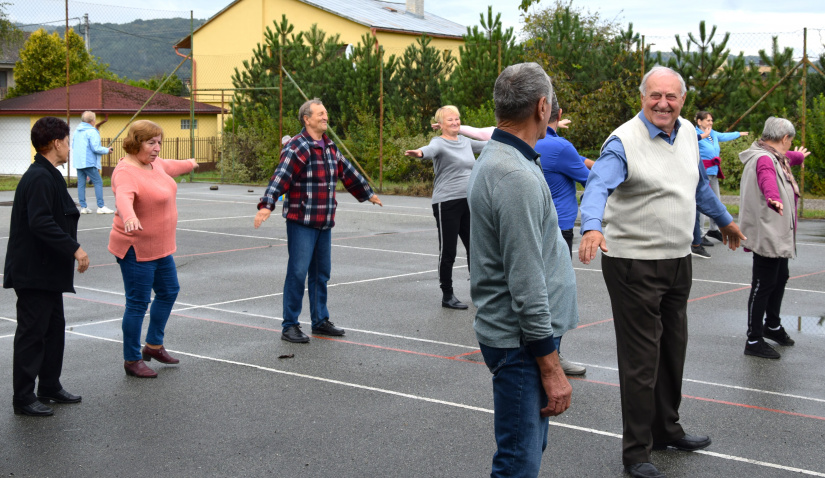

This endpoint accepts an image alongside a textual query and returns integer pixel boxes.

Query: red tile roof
[0,79,223,115]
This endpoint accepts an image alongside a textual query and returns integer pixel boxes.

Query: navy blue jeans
[76,167,104,208]
[117,247,180,361]
[283,221,331,330]
[479,343,549,478]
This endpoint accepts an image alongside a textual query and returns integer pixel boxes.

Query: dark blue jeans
[479,343,549,478]
[283,221,331,330]
[76,167,104,208]
[117,247,180,361]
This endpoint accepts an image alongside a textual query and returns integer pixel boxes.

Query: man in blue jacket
[535,93,593,376]
[71,111,114,214]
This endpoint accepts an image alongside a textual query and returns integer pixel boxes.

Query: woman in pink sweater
[108,120,198,378]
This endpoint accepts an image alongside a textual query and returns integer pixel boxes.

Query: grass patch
[726,204,825,219]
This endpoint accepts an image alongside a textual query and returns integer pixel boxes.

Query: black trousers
[432,198,470,293]
[561,228,574,258]
[747,253,790,341]
[602,255,691,466]
[12,289,66,406]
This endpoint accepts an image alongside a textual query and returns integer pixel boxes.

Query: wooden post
[279,35,284,143]
[379,45,384,192]
[800,28,807,216]
[189,11,195,181]
[65,0,71,185]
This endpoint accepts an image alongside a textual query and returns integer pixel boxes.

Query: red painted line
[448,350,482,359]
[576,318,615,328]
[688,286,752,302]
[789,269,825,280]
[683,394,825,421]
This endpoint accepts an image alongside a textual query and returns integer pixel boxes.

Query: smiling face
[696,114,714,130]
[641,71,685,135]
[439,112,461,137]
[135,135,162,164]
[304,103,329,137]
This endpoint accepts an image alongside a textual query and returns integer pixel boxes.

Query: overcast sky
[8,0,823,57]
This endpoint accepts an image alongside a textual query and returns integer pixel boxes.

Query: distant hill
[30,18,207,81]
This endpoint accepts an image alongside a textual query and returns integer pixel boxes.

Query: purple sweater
[756,150,804,209]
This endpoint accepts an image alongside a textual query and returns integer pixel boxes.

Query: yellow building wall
[26,114,219,163]
[191,0,465,107]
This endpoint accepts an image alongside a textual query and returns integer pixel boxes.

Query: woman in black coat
[4,117,90,417]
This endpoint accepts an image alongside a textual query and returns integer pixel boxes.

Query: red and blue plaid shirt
[258,128,374,229]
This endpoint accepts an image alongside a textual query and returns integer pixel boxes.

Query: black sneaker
[764,326,795,346]
[281,325,310,343]
[744,339,780,359]
[701,236,714,247]
[706,230,724,242]
[312,320,345,336]
[691,244,711,259]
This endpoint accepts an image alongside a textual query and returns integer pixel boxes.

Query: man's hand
[188,158,199,169]
[536,352,572,417]
[254,208,272,229]
[557,118,572,129]
[74,246,89,273]
[369,195,383,207]
[719,221,746,251]
[579,230,607,265]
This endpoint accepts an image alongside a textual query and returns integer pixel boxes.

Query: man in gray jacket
[467,62,576,478]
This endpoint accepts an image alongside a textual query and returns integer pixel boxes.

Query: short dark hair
[549,92,560,123]
[31,117,70,154]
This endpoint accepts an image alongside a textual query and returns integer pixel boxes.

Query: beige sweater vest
[602,116,700,259]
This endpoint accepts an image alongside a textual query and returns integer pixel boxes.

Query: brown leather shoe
[124,360,158,378]
[141,345,180,364]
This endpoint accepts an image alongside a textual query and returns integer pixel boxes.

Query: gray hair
[494,62,553,123]
[298,98,324,127]
[761,116,796,141]
[81,111,96,123]
[639,66,686,96]
[549,92,560,123]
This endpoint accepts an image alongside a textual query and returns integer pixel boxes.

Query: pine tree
[393,35,454,131]
[446,7,523,110]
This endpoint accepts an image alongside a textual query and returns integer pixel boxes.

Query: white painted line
[69,318,122,328]
[1,316,16,323]
[176,228,288,241]
[0,334,13,339]
[62,329,825,477]
[797,242,825,247]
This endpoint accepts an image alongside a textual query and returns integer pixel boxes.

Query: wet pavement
[1,183,824,477]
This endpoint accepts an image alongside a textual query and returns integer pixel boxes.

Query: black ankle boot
[442,290,469,310]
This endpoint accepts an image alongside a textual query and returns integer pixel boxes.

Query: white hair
[761,117,796,141]
[639,66,686,96]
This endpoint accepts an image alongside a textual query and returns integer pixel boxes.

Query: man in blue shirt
[535,93,593,376]
[578,66,745,478]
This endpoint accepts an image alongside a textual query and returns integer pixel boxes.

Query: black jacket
[4,154,81,292]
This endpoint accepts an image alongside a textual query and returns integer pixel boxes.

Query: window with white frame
[181,119,198,130]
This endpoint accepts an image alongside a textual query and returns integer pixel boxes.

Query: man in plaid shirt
[254,98,383,343]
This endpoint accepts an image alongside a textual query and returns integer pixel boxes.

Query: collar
[491,128,540,163]
[545,126,559,137]
[637,111,681,142]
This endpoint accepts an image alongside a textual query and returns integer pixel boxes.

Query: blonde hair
[433,105,460,125]
[123,120,164,154]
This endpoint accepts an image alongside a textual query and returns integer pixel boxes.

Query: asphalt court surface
[1,183,824,477]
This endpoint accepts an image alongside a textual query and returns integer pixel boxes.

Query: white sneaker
[97,206,115,214]
[80,207,92,214]
[559,355,587,376]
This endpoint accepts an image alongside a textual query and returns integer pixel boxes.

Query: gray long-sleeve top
[467,129,579,357]
[419,135,487,205]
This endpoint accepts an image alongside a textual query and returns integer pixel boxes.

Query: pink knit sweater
[108,158,195,261]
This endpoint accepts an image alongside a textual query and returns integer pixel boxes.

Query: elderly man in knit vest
[578,66,745,478]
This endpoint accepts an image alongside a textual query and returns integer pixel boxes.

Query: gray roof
[300,0,466,37]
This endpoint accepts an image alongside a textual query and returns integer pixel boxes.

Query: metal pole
[221,89,225,183]
[641,35,645,111]
[189,10,195,182]
[379,45,384,192]
[279,35,284,143]
[800,28,807,216]
[65,0,71,185]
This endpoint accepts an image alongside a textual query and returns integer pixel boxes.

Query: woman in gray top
[405,105,487,309]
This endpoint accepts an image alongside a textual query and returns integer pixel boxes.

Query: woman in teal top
[693,111,748,253]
